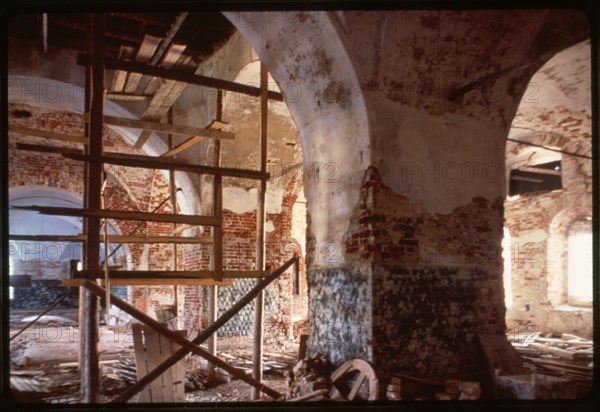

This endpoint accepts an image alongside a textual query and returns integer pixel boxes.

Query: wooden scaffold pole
[80,13,105,403]
[252,62,269,400]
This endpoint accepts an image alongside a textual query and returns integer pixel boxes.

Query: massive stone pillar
[227,9,590,381]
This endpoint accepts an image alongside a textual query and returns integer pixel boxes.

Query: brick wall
[504,151,592,337]
[310,166,506,380]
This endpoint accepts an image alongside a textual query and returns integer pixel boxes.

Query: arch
[8,75,197,215]
[8,185,129,266]
[224,11,371,264]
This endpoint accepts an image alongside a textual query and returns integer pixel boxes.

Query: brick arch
[547,206,593,306]
[224,11,371,260]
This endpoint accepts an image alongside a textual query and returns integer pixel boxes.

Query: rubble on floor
[285,353,333,400]
[509,331,593,396]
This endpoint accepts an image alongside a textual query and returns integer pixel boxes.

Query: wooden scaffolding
[9,13,297,402]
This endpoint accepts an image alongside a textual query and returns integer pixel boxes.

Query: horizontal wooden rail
[77,53,285,102]
[63,152,269,180]
[84,113,234,140]
[9,125,115,146]
[11,206,221,226]
[73,269,269,279]
[9,234,212,244]
[63,278,232,287]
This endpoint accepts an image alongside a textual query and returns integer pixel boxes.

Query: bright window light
[502,228,513,308]
[568,232,593,306]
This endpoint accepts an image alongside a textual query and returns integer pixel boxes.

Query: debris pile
[509,332,593,395]
[285,353,333,401]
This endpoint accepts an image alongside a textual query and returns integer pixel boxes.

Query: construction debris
[509,331,593,396]
[386,377,402,400]
[285,353,332,400]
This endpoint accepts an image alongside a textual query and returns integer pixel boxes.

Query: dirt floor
[8,309,302,404]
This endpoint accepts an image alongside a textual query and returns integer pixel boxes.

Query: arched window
[567,218,593,306]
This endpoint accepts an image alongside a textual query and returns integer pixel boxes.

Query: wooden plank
[106,92,152,101]
[77,53,285,101]
[9,125,115,146]
[143,43,186,95]
[63,278,233,287]
[124,34,161,94]
[63,152,267,180]
[132,324,151,402]
[161,135,204,157]
[8,233,212,244]
[85,113,235,140]
[161,332,174,402]
[144,327,166,402]
[529,343,579,360]
[111,46,134,92]
[12,205,222,226]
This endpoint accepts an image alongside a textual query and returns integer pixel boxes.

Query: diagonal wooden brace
[85,255,297,403]
[80,280,282,401]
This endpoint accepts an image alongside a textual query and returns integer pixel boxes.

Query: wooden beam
[73,269,268,279]
[9,125,115,147]
[253,62,269,400]
[111,45,134,92]
[16,143,83,155]
[110,256,297,403]
[77,53,285,102]
[105,92,153,101]
[208,90,222,382]
[8,234,211,244]
[161,135,203,157]
[63,278,232,287]
[123,34,161,94]
[63,151,268,180]
[81,13,104,404]
[142,42,186,96]
[12,205,221,226]
[86,113,235,140]
[159,116,228,158]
